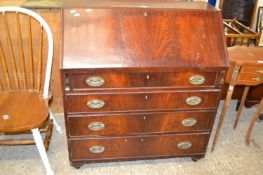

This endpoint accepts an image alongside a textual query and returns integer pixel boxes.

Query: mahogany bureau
[61,2,228,168]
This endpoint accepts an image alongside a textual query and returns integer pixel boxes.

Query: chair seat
[0,92,49,133]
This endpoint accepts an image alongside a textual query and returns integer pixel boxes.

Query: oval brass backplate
[188,75,205,85]
[86,99,105,109]
[88,122,105,131]
[185,96,202,105]
[181,118,197,127]
[89,145,105,154]
[86,76,105,87]
[177,141,192,149]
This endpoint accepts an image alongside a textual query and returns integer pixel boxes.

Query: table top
[62,7,228,69]
[228,47,263,66]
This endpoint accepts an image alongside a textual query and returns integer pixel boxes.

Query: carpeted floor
[0,100,263,175]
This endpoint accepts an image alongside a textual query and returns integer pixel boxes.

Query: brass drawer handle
[89,145,105,154]
[86,76,105,87]
[88,122,105,131]
[256,70,263,74]
[181,118,197,127]
[188,75,205,85]
[252,77,262,81]
[86,99,105,109]
[185,96,202,105]
[177,141,192,150]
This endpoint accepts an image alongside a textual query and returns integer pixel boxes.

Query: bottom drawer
[70,133,209,161]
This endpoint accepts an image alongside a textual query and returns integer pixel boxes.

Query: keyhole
[146,74,150,80]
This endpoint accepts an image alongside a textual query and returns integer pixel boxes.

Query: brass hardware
[181,118,197,127]
[89,145,105,154]
[185,96,202,105]
[145,95,148,100]
[88,122,105,131]
[252,77,262,81]
[86,76,105,87]
[65,78,70,91]
[188,75,205,85]
[87,99,105,109]
[177,141,192,149]
[219,78,224,85]
[233,67,240,79]
[143,116,146,120]
[256,70,263,74]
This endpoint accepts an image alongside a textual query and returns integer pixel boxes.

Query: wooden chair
[0,7,61,175]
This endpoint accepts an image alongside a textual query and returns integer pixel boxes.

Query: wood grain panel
[66,90,220,114]
[68,110,215,137]
[70,133,209,161]
[62,8,227,69]
[68,71,217,90]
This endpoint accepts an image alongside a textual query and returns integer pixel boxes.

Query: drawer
[237,73,263,85]
[68,111,215,137]
[66,71,217,90]
[66,90,220,114]
[239,66,263,74]
[69,133,209,160]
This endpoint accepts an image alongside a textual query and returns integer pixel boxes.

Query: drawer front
[68,111,215,137]
[70,133,209,160]
[66,91,219,113]
[237,73,263,85]
[239,66,263,74]
[68,72,217,90]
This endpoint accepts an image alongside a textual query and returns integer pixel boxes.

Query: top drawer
[65,71,218,91]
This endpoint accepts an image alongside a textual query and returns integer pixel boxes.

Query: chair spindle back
[0,7,53,99]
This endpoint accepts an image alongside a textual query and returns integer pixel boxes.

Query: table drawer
[68,111,215,137]
[67,71,217,90]
[237,73,263,85]
[239,66,263,74]
[70,133,209,160]
[66,91,219,114]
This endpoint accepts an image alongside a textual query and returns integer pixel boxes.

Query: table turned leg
[211,84,235,152]
[246,98,263,145]
[211,65,240,152]
[233,86,250,129]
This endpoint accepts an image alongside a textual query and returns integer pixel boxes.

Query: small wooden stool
[211,47,263,151]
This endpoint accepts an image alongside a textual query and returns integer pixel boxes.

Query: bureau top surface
[62,5,228,69]
[13,0,214,9]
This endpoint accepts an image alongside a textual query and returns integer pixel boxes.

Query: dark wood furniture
[212,47,263,151]
[220,0,258,27]
[60,3,228,168]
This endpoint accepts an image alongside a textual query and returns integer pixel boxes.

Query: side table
[211,47,263,151]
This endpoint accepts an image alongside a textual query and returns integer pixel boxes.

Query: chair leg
[49,109,62,134]
[233,86,250,129]
[32,128,54,175]
[246,98,263,145]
